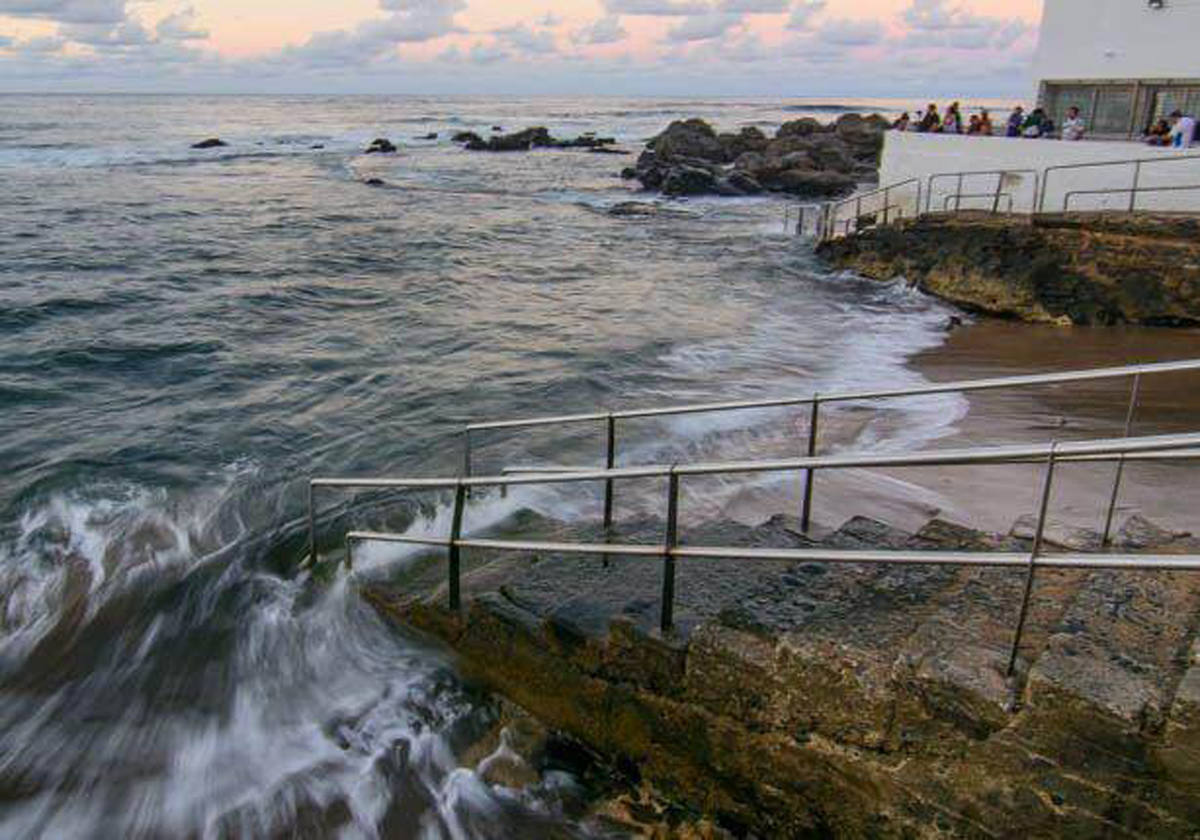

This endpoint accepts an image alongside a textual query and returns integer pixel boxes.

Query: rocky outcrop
[364,138,397,154]
[626,113,885,198]
[818,212,1200,326]
[363,510,1200,837]
[191,138,227,149]
[453,126,619,153]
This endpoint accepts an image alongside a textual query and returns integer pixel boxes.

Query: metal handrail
[1039,153,1200,213]
[318,431,1200,491]
[465,358,1200,432]
[824,178,921,239]
[943,192,1013,214]
[1063,183,1200,212]
[329,430,1200,675]
[926,169,1038,216]
[457,358,1200,538]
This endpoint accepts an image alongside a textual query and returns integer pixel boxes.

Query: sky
[0,0,1044,95]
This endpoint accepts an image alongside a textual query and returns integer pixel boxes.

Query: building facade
[1032,0,1200,137]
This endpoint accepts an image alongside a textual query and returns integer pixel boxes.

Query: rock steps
[364,507,1200,836]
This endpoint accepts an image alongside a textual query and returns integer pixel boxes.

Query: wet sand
[887,321,1200,536]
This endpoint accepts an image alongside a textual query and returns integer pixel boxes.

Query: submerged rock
[365,138,397,154]
[191,138,227,149]
[453,126,621,153]
[417,132,438,140]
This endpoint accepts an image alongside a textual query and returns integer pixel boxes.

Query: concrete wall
[1032,0,1200,83]
[865,132,1200,222]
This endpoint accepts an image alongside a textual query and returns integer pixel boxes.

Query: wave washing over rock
[0,94,979,838]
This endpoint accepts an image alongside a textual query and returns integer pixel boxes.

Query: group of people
[1144,110,1198,148]
[891,101,1197,148]
[890,102,1079,140]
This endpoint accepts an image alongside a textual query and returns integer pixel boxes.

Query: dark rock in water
[417,132,438,140]
[619,166,638,179]
[310,143,325,150]
[726,170,763,195]
[455,126,623,153]
[717,126,769,160]
[777,117,825,138]
[191,138,227,149]
[364,178,386,187]
[662,165,716,196]
[587,146,629,155]
[365,138,397,154]
[762,168,858,197]
[491,125,503,132]
[651,119,725,165]
[608,202,660,217]
[628,113,880,199]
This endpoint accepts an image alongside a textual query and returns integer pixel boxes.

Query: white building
[1032,0,1200,137]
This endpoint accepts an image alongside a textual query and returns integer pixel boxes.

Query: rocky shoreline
[363,507,1200,837]
[818,212,1200,326]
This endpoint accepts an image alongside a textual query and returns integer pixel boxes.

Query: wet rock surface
[364,509,1200,837]
[817,212,1200,326]
[629,114,885,199]
[453,126,620,153]
[364,137,397,154]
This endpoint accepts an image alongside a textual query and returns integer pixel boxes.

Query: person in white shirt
[1061,106,1086,141]
[1168,110,1197,149]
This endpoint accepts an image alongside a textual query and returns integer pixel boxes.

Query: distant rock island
[624,113,886,198]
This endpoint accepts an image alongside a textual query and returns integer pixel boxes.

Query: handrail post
[448,481,467,611]
[604,413,616,530]
[661,468,680,634]
[308,481,317,567]
[801,396,821,532]
[955,172,964,212]
[992,172,1004,214]
[1129,161,1142,213]
[1007,444,1058,677]
[882,186,891,225]
[344,534,354,572]
[1102,373,1142,546]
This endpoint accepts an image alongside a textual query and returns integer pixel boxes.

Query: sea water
[0,94,968,838]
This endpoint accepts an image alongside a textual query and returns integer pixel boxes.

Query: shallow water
[0,95,966,838]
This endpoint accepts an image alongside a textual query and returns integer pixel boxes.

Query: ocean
[0,94,971,837]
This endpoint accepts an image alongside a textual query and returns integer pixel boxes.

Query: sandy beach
[889,321,1200,535]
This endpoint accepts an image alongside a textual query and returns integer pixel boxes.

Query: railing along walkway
[801,152,1200,243]
[315,431,1200,677]
[459,358,1200,540]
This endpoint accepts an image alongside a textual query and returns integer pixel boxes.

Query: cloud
[156,7,208,42]
[666,12,742,42]
[602,0,709,16]
[786,0,825,30]
[60,18,150,46]
[897,0,1029,50]
[0,34,12,47]
[0,0,126,24]
[537,12,562,27]
[817,18,884,46]
[716,0,786,12]
[468,41,507,64]
[571,15,627,45]
[284,0,465,65]
[492,23,556,55]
